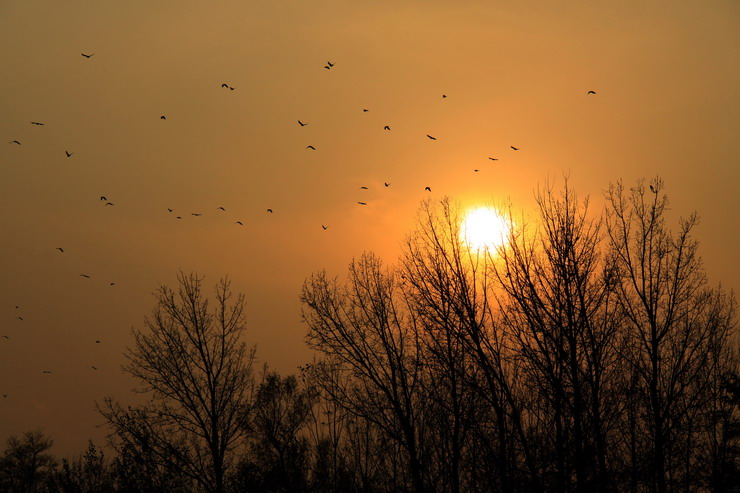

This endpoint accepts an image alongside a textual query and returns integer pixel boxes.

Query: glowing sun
[460,207,511,252]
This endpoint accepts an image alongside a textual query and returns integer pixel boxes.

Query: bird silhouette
[31,122,45,126]
[327,61,334,67]
[384,126,391,130]
[298,120,308,126]
[306,145,316,150]
[110,282,115,286]
[221,83,235,90]
[56,247,64,253]
[80,274,90,278]
[17,317,23,321]
[191,213,202,216]
[100,196,107,201]
[324,65,331,70]
[95,340,101,343]
[426,135,437,140]
[105,202,114,206]
[160,115,166,120]
[1,335,9,339]
[217,207,226,211]
[65,151,73,157]
[363,109,369,112]
[489,157,498,161]
[167,208,173,212]
[474,169,480,172]
[176,216,182,219]
[9,140,21,145]
[235,221,244,225]
[425,186,432,192]
[511,146,520,151]
[322,225,328,230]
[81,53,94,58]
[650,185,656,193]
[91,366,98,370]
[442,94,447,98]
[42,370,52,374]
[2,394,7,398]
[267,209,273,213]
[360,186,368,190]
[587,90,596,95]
[357,201,367,205]
[384,182,390,187]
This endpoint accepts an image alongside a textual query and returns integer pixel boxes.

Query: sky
[1,0,739,458]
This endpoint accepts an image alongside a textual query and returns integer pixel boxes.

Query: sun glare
[460,207,511,252]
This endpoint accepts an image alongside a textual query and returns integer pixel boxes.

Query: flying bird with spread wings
[426,135,437,140]
[81,53,94,58]
[306,145,316,150]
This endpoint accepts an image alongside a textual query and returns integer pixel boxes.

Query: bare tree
[0,430,57,493]
[301,253,428,492]
[99,272,257,493]
[605,178,737,493]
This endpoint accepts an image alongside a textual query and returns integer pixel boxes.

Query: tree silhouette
[99,272,257,493]
[0,430,57,492]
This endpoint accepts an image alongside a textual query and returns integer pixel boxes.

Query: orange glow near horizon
[460,207,511,253]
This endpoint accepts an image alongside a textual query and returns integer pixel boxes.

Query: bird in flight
[176,216,182,219]
[306,145,316,150]
[217,206,226,211]
[384,126,391,130]
[488,157,498,161]
[167,208,173,212]
[9,140,21,145]
[384,182,390,187]
[80,274,91,278]
[42,370,52,374]
[511,146,520,151]
[298,120,308,126]
[91,366,98,370]
[221,83,235,90]
[360,186,368,190]
[363,109,369,112]
[426,135,437,140]
[110,282,115,286]
[31,122,45,126]
[324,61,334,69]
[357,201,367,206]
[587,90,596,95]
[442,94,447,98]
[160,115,166,120]
[650,185,657,193]
[1,335,9,339]
[425,186,432,192]
[100,196,107,201]
[235,221,244,225]
[322,225,328,230]
[95,340,101,343]
[267,209,273,213]
[105,202,114,206]
[17,317,23,321]
[191,213,202,216]
[81,53,94,58]
[65,151,73,157]
[56,247,64,253]
[474,169,480,172]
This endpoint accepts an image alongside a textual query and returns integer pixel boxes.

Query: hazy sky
[2,0,739,457]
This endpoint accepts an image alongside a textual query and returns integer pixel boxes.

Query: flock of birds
[2,51,599,394]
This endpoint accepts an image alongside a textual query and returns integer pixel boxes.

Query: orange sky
[1,0,739,457]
